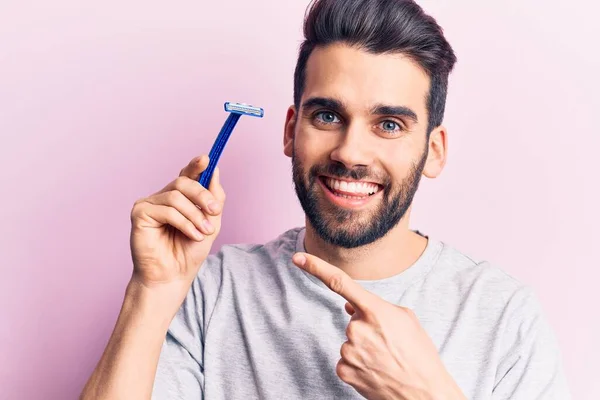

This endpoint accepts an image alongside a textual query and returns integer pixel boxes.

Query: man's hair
[293,0,457,134]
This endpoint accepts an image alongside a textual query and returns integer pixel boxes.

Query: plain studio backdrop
[0,0,598,398]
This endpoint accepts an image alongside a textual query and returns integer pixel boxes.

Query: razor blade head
[224,102,264,117]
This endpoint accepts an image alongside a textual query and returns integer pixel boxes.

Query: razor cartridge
[198,102,264,188]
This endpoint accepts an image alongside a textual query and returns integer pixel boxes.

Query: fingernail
[202,219,214,232]
[293,254,306,266]
[194,230,205,240]
[207,201,220,213]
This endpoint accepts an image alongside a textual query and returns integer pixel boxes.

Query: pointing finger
[292,252,377,312]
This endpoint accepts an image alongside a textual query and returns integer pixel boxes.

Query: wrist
[123,277,190,328]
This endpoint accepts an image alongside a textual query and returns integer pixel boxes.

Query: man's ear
[283,106,297,158]
[422,125,448,179]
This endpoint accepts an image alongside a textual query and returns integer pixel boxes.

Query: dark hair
[293,0,457,134]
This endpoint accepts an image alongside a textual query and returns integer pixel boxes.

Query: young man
[81,0,571,399]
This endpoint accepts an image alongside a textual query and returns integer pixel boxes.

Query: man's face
[285,43,434,249]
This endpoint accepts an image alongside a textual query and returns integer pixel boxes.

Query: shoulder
[428,238,544,321]
[427,239,562,363]
[432,243,571,397]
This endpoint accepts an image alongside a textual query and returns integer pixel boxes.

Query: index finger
[178,156,225,203]
[179,155,209,180]
[292,252,377,312]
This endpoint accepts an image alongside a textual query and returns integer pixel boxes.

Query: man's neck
[302,216,428,281]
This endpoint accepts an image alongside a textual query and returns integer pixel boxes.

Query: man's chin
[318,231,378,249]
[310,217,377,247]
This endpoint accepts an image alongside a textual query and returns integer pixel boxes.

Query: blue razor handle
[198,102,264,188]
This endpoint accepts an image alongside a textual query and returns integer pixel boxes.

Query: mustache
[309,162,388,185]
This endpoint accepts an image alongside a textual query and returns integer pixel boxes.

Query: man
[81,0,571,399]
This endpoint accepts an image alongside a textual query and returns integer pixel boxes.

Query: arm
[80,155,225,399]
[80,281,185,400]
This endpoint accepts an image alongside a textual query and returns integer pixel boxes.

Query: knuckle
[130,207,139,221]
[340,342,351,359]
[173,175,190,192]
[133,197,147,207]
[130,199,146,219]
[328,274,345,294]
[173,176,187,190]
[166,190,183,204]
[336,360,351,382]
[345,323,356,339]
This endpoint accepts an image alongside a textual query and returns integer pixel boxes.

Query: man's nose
[329,123,374,169]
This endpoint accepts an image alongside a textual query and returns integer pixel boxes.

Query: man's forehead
[303,43,430,114]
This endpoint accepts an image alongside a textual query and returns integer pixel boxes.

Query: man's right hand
[128,154,225,295]
[80,155,226,400]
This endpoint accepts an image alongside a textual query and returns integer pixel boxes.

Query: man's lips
[318,175,384,197]
[316,176,384,210]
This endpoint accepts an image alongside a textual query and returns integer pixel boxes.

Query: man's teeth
[325,178,379,195]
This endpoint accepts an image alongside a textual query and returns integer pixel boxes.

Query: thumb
[345,302,355,316]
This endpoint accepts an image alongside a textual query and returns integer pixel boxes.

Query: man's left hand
[292,252,467,400]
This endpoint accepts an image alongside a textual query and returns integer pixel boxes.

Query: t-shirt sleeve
[151,252,224,399]
[492,287,571,399]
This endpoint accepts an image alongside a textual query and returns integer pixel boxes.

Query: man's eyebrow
[301,97,345,112]
[371,104,419,123]
[301,97,419,123]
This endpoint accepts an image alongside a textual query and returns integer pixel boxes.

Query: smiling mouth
[319,176,383,199]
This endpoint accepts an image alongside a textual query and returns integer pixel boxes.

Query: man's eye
[315,111,341,124]
[379,120,402,132]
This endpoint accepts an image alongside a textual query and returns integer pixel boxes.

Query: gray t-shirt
[152,227,570,399]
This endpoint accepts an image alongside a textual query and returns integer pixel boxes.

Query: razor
[198,102,264,188]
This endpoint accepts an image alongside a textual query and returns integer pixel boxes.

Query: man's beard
[291,147,428,249]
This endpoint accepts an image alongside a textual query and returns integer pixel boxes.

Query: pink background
[1,0,598,398]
